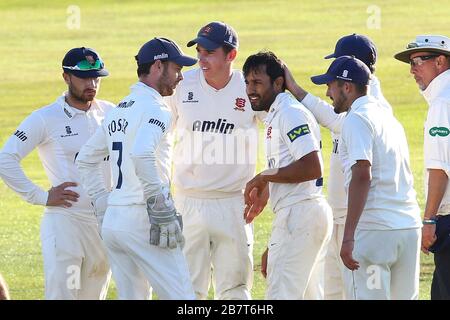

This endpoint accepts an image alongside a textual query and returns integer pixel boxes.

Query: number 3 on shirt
[112,142,123,189]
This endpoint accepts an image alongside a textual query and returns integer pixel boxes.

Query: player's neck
[204,68,233,90]
[65,94,92,112]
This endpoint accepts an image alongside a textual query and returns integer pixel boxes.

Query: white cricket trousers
[266,198,332,300]
[324,210,346,300]
[174,194,253,300]
[101,204,195,300]
[343,228,421,300]
[40,212,111,300]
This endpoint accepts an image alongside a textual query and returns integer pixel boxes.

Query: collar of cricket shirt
[265,92,292,124]
[58,93,97,120]
[132,81,165,105]
[347,95,376,114]
[421,69,450,106]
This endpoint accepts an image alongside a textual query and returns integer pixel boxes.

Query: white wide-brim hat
[394,35,450,63]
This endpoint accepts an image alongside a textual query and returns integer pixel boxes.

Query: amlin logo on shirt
[429,127,450,137]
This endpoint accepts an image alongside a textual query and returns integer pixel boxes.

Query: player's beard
[332,89,349,114]
[68,83,97,103]
[158,65,179,97]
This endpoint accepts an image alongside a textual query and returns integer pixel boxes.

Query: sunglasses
[63,48,104,71]
[63,59,103,71]
[409,54,440,67]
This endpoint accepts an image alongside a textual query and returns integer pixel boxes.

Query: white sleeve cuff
[31,189,49,206]
[426,160,450,177]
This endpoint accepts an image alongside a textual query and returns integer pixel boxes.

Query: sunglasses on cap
[409,54,440,67]
[63,48,104,71]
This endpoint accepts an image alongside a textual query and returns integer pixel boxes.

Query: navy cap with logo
[325,34,377,70]
[187,21,238,50]
[311,56,371,85]
[62,47,109,78]
[135,37,197,66]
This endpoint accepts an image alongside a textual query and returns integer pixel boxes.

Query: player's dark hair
[136,60,170,77]
[137,62,154,77]
[243,51,286,91]
[222,44,235,55]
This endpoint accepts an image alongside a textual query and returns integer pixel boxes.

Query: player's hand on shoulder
[46,182,79,208]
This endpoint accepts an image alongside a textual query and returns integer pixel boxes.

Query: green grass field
[0,0,447,299]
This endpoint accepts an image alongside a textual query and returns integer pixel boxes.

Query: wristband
[423,218,437,225]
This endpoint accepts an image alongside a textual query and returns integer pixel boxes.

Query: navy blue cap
[187,21,238,50]
[136,37,197,66]
[325,34,377,69]
[311,56,371,85]
[62,47,109,78]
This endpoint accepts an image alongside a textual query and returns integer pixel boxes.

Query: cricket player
[0,47,113,299]
[165,21,266,300]
[395,35,450,299]
[311,55,421,299]
[283,34,392,299]
[243,51,332,300]
[76,37,197,300]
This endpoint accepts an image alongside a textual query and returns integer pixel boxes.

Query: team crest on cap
[85,55,96,65]
[201,26,212,35]
[234,98,246,111]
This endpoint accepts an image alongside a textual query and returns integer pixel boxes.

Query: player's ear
[62,72,70,85]
[344,81,352,93]
[274,76,284,92]
[150,60,164,78]
[226,48,237,62]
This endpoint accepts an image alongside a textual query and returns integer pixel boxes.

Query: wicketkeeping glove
[146,192,184,249]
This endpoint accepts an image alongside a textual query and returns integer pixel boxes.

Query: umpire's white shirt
[422,69,450,215]
[76,82,173,206]
[301,75,392,216]
[265,93,324,213]
[339,95,421,230]
[0,95,114,218]
[165,69,265,198]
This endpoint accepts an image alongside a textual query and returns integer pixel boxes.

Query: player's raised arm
[283,62,346,134]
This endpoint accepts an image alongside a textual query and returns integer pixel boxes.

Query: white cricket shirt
[76,82,173,206]
[0,95,114,218]
[422,69,450,215]
[302,75,393,219]
[339,95,421,230]
[264,92,324,213]
[166,69,265,198]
